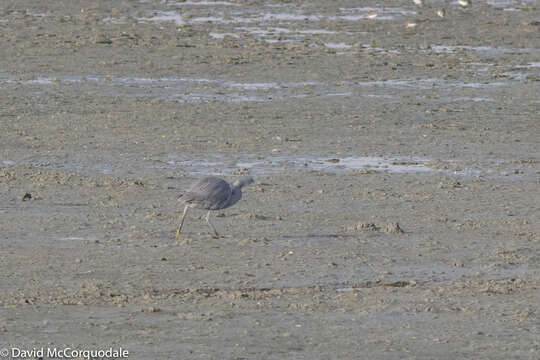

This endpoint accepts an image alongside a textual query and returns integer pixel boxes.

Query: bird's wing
[179,177,232,210]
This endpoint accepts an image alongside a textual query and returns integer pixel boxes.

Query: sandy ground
[0,0,539,359]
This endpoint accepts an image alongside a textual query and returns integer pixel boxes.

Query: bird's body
[179,177,235,210]
[176,176,254,239]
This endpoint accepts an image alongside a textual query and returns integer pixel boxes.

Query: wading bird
[176,176,254,240]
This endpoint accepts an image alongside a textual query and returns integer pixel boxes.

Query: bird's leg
[205,211,219,238]
[176,205,189,240]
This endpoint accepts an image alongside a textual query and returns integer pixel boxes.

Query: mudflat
[0,0,539,358]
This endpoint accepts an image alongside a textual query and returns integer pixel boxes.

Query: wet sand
[1,0,539,358]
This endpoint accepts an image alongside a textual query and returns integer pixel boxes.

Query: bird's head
[232,176,254,189]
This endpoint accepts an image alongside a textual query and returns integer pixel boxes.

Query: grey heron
[176,176,254,239]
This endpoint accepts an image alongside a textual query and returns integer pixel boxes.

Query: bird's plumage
[179,177,233,210]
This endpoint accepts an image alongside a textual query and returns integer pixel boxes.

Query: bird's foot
[212,234,230,239]
[176,236,192,245]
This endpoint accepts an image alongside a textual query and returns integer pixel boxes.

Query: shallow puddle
[3,153,492,178]
[0,74,516,104]
[130,3,417,29]
[165,154,479,177]
[134,10,184,25]
[428,45,537,55]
